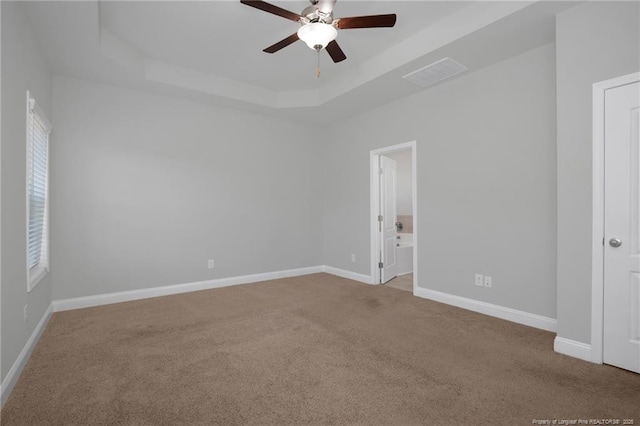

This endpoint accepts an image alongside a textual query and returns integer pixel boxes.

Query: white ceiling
[24,0,577,122]
[99,1,471,91]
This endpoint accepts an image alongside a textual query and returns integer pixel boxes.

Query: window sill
[28,265,48,292]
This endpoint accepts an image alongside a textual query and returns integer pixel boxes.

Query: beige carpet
[2,273,639,425]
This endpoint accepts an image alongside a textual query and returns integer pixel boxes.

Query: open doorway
[370,141,417,294]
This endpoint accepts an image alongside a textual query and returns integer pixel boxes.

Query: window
[26,91,51,291]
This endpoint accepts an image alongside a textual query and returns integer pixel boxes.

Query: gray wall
[323,43,557,319]
[50,77,322,300]
[556,2,640,344]
[1,1,53,383]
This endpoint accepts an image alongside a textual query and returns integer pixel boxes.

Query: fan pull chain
[316,50,321,78]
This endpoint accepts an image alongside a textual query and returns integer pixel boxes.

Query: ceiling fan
[240,0,397,64]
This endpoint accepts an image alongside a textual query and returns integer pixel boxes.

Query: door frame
[591,72,640,364]
[370,141,417,292]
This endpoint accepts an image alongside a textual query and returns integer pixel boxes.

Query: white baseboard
[553,337,592,362]
[49,265,373,314]
[414,287,557,332]
[53,266,324,312]
[322,265,372,284]
[1,302,53,408]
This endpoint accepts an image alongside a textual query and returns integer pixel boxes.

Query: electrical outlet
[484,276,492,288]
[475,274,484,287]
[23,305,28,324]
[208,259,215,269]
[351,253,356,263]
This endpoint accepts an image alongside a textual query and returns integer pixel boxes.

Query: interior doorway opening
[370,141,417,294]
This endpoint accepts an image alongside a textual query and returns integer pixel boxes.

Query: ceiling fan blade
[240,0,301,22]
[336,14,397,30]
[263,33,299,53]
[325,40,346,63]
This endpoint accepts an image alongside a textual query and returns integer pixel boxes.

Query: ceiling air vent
[402,58,468,87]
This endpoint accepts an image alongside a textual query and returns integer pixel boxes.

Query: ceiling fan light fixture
[297,22,337,50]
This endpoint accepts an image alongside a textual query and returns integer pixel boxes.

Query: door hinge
[378,262,384,269]
[378,215,383,222]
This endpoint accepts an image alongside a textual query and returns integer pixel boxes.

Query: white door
[379,155,398,283]
[603,81,640,373]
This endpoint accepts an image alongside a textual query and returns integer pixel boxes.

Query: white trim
[1,303,53,408]
[414,287,557,332]
[411,143,418,297]
[554,337,592,363]
[53,266,323,312]
[370,141,418,290]
[322,265,371,284]
[591,72,640,364]
[28,264,48,289]
[370,151,380,285]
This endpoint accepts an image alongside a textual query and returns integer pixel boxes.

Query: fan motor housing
[301,5,333,24]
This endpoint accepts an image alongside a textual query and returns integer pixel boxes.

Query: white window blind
[26,90,52,290]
